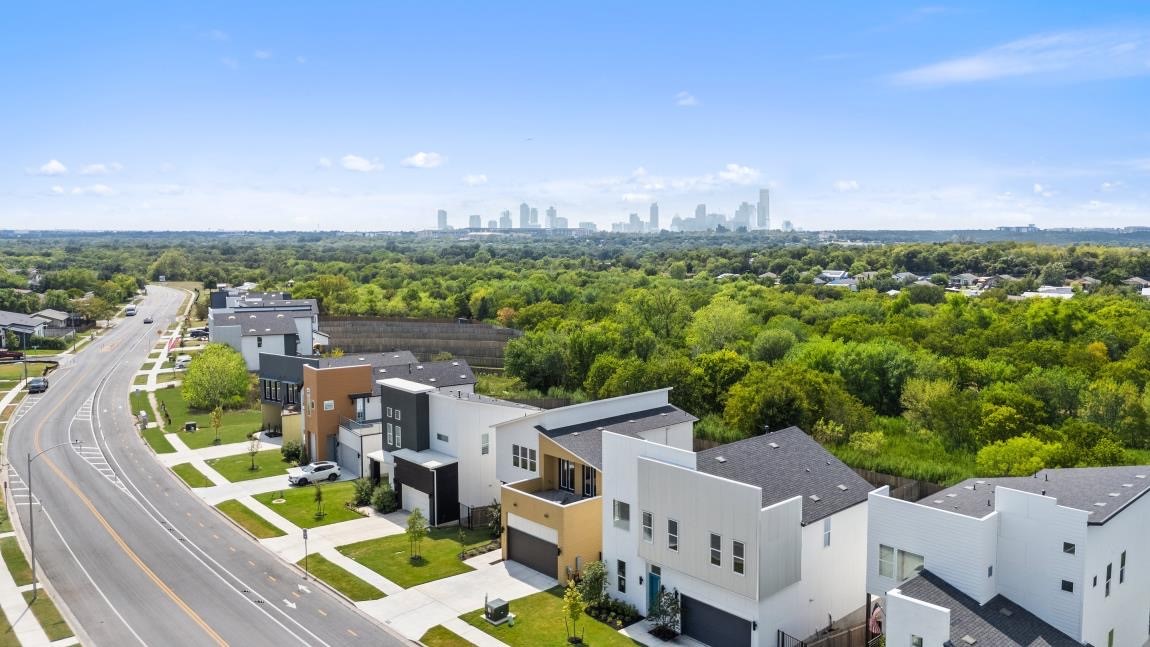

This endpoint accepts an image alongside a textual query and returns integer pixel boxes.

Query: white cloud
[318,157,333,168]
[254,50,273,60]
[892,28,1150,86]
[80,162,122,176]
[71,184,115,196]
[1033,183,1054,197]
[205,29,229,41]
[33,159,68,176]
[221,57,239,70]
[675,91,699,107]
[834,179,861,192]
[716,163,759,185]
[462,174,488,186]
[50,186,64,195]
[402,152,445,169]
[340,154,382,172]
[622,193,653,203]
[1101,181,1122,192]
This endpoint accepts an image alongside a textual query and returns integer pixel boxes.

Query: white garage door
[402,486,431,520]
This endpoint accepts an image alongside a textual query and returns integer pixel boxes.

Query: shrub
[281,440,304,465]
[29,335,68,350]
[352,479,375,507]
[371,481,398,513]
[576,560,606,606]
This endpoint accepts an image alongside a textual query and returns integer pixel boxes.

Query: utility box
[184,421,198,432]
[485,598,509,624]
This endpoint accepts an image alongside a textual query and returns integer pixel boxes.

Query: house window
[1106,563,1112,597]
[988,565,993,578]
[613,500,630,530]
[512,444,521,469]
[1108,630,1114,647]
[898,549,924,580]
[387,407,393,418]
[1120,551,1126,583]
[323,400,334,411]
[528,448,536,472]
[436,433,449,443]
[879,545,895,578]
[823,518,832,548]
[355,397,367,422]
[617,560,626,593]
[558,459,575,492]
[582,465,595,497]
[395,426,402,447]
[641,511,652,542]
[257,336,263,348]
[1063,542,1076,555]
[710,533,721,567]
[733,540,745,575]
[395,409,401,421]
[668,519,679,552]
[481,433,489,455]
[1061,579,1074,593]
[911,636,923,647]
[387,423,393,445]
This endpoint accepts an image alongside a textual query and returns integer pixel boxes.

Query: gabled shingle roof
[373,359,477,389]
[920,466,1150,525]
[214,311,299,336]
[0,310,45,329]
[696,427,871,524]
[537,405,697,469]
[897,571,1079,647]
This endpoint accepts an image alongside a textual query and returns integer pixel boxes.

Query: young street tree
[406,508,428,562]
[248,432,261,471]
[210,406,223,446]
[313,484,324,520]
[562,581,584,643]
[182,343,249,410]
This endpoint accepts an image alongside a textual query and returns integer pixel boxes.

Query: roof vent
[452,362,459,366]
[837,484,848,491]
[659,412,667,416]
[932,499,943,504]
[1108,492,1120,497]
[1122,483,1133,488]
[416,365,424,370]
[460,375,467,379]
[715,456,727,463]
[768,442,779,449]
[946,493,957,498]
[961,636,977,645]
[1093,502,1107,507]
[429,378,437,382]
[572,432,580,437]
[381,369,387,373]
[999,607,1014,618]
[277,314,285,318]
[809,495,821,502]
[963,486,974,490]
[1136,475,1147,479]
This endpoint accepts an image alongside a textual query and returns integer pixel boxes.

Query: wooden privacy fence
[319,316,522,369]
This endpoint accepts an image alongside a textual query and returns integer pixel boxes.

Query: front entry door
[647,565,661,613]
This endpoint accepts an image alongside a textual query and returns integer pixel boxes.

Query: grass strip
[22,591,73,641]
[420,625,474,647]
[172,463,214,488]
[216,500,286,539]
[0,537,32,586]
[296,553,385,601]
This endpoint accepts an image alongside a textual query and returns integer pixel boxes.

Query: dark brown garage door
[681,594,752,647]
[507,527,557,579]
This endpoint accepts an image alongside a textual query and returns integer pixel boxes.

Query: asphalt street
[5,285,410,646]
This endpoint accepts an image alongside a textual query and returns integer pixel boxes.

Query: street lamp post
[27,439,81,600]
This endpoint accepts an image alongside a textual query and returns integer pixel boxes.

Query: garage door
[680,595,752,647]
[402,486,430,521]
[507,528,557,579]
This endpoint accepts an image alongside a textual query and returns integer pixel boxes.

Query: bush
[281,440,303,465]
[28,336,68,350]
[371,482,398,513]
[352,479,375,507]
[577,560,606,606]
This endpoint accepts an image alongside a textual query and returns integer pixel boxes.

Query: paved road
[5,286,410,647]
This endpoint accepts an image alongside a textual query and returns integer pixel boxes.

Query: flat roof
[319,351,418,369]
[392,448,457,469]
[538,405,696,469]
[920,466,1150,525]
[377,377,436,394]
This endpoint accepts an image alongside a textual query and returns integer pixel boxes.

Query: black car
[143,315,154,323]
[26,377,49,393]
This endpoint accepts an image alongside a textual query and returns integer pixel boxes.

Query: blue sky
[4,1,1150,231]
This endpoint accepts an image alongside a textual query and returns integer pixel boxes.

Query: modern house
[819,269,849,282]
[32,309,72,333]
[893,272,920,284]
[868,466,1150,647]
[493,389,695,584]
[602,426,875,647]
[206,287,326,369]
[949,273,978,288]
[300,357,476,470]
[365,378,537,527]
[0,310,47,347]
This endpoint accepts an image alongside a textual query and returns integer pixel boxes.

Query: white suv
[287,461,341,486]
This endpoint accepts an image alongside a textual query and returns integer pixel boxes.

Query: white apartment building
[868,466,1150,647]
[602,426,876,647]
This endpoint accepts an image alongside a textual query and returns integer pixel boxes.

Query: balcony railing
[504,478,600,507]
[339,416,379,433]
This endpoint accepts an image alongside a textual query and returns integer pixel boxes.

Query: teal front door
[647,566,661,613]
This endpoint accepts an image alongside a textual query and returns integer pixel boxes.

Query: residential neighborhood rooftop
[696,426,871,524]
[920,466,1150,525]
[211,310,300,336]
[318,351,418,369]
[896,571,1079,647]
[373,359,477,388]
[536,405,697,469]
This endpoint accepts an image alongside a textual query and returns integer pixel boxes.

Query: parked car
[143,315,154,323]
[0,349,24,360]
[26,377,49,393]
[174,354,192,370]
[287,461,340,486]
[188,329,209,339]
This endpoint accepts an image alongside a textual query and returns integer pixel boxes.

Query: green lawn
[461,587,641,647]
[22,591,73,641]
[132,373,149,386]
[337,525,492,589]
[206,450,291,483]
[253,481,364,528]
[0,605,16,647]
[142,427,176,453]
[129,389,152,421]
[420,625,473,647]
[0,487,10,534]
[216,500,286,539]
[296,553,385,601]
[0,364,46,381]
[0,538,32,586]
[154,387,261,448]
[172,463,214,487]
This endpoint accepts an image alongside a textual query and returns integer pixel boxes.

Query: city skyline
[4,2,1150,231]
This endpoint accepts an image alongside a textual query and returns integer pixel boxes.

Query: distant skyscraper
[545,206,557,229]
[757,189,770,230]
[468,214,482,229]
[734,201,754,229]
[530,207,539,226]
[437,209,448,230]
[578,221,597,232]
[695,203,706,220]
[649,202,659,232]
[782,219,793,232]
[519,203,530,228]
[487,219,498,229]
[555,216,568,229]
[499,210,512,229]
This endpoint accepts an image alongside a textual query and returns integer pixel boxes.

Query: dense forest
[4,231,1150,483]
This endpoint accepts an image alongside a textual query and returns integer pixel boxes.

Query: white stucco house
[601,426,876,647]
[868,466,1150,647]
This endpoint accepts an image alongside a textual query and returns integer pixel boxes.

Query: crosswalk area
[70,397,134,499]
[9,394,43,426]
[6,466,39,508]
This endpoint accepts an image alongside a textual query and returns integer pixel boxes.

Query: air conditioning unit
[485,598,509,625]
